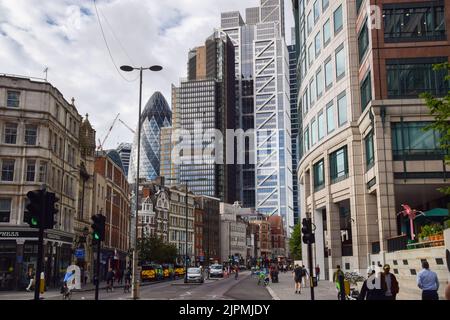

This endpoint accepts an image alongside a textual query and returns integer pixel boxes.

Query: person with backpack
[292,265,303,294]
[123,268,132,293]
[301,265,309,288]
[106,268,114,292]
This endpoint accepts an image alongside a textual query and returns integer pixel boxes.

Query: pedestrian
[445,282,450,300]
[315,265,320,282]
[358,268,378,300]
[106,268,114,292]
[118,269,123,285]
[124,268,131,293]
[293,265,302,294]
[25,268,35,292]
[84,269,89,285]
[417,261,439,300]
[381,264,399,300]
[301,265,308,288]
[234,265,239,280]
[333,265,345,300]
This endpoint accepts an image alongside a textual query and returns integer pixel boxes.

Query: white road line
[266,286,280,300]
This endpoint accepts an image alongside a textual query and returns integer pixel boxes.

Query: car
[185,267,204,283]
[209,264,224,278]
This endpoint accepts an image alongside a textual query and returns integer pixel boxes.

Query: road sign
[75,249,85,258]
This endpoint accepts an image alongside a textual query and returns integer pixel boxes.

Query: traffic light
[302,218,315,244]
[91,214,106,242]
[25,190,45,228]
[44,192,59,229]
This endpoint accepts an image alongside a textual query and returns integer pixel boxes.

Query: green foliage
[420,62,450,196]
[289,224,302,260]
[445,219,450,230]
[419,223,444,239]
[137,235,178,264]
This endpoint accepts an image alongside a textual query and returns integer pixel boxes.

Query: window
[325,57,333,89]
[315,31,321,57]
[307,11,313,34]
[358,19,369,62]
[316,68,324,98]
[308,43,314,66]
[6,91,20,108]
[357,0,364,13]
[4,123,18,144]
[313,0,320,22]
[309,78,316,106]
[392,122,445,160]
[26,160,36,182]
[318,111,325,140]
[38,162,47,183]
[360,72,372,111]
[304,126,310,153]
[1,160,15,181]
[334,5,343,34]
[386,57,449,98]
[323,19,331,46]
[0,199,11,222]
[365,131,375,169]
[313,159,325,190]
[335,45,346,80]
[383,3,446,42]
[25,124,38,145]
[326,102,335,133]
[302,90,309,114]
[337,92,347,127]
[330,146,349,183]
[311,118,317,146]
[322,0,329,11]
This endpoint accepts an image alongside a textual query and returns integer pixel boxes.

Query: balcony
[387,234,408,252]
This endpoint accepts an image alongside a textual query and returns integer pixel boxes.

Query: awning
[422,208,449,217]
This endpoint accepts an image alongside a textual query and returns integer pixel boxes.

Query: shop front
[0,228,74,291]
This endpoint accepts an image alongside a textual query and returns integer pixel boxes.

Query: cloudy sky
[0,0,294,149]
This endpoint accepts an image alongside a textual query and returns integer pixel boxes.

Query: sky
[0,0,294,150]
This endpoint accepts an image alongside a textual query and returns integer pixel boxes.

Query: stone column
[326,201,342,281]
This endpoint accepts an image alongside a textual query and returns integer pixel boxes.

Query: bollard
[39,272,45,294]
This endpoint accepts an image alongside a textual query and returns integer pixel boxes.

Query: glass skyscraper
[128,91,172,183]
[221,0,294,236]
[117,142,132,177]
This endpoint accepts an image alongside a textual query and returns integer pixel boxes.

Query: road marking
[266,286,280,300]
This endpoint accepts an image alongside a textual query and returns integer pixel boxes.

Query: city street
[0,271,273,301]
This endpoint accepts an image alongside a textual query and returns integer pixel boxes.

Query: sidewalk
[265,272,338,300]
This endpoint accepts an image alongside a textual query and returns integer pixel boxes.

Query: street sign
[75,249,85,258]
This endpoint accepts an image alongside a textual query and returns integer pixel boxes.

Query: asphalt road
[43,272,273,300]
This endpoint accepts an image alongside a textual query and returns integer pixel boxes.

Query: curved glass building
[128,92,172,183]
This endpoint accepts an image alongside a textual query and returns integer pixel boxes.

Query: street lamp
[121,64,163,300]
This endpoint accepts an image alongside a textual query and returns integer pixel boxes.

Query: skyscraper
[221,0,294,236]
[117,142,132,177]
[174,31,236,203]
[293,0,450,278]
[128,92,172,183]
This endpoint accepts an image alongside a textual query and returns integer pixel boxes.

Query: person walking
[25,268,35,292]
[123,268,131,293]
[106,268,114,292]
[315,265,320,282]
[333,265,345,300]
[234,265,239,280]
[301,265,309,288]
[381,264,399,300]
[417,261,439,300]
[293,265,302,294]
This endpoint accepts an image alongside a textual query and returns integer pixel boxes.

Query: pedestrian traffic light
[44,192,59,229]
[91,214,106,242]
[302,218,315,244]
[25,190,45,228]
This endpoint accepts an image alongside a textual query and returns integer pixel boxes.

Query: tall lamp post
[120,64,162,300]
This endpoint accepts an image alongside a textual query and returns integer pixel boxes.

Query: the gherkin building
[128,92,172,183]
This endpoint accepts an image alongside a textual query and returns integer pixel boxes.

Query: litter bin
[344,279,350,296]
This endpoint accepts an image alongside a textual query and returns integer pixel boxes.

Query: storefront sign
[44,232,73,244]
[75,249,85,258]
[0,230,38,239]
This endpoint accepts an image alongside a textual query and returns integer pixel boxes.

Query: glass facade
[392,122,445,160]
[313,159,325,190]
[358,19,369,62]
[383,2,446,42]
[360,72,372,111]
[128,92,172,183]
[365,131,374,170]
[386,57,449,98]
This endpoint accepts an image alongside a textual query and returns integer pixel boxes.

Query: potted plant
[418,225,432,242]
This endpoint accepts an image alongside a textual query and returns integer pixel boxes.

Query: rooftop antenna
[43,67,49,81]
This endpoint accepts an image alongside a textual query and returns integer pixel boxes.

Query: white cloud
[0,0,294,149]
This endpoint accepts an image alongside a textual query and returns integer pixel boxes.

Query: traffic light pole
[307,240,315,301]
[34,188,46,301]
[95,240,101,301]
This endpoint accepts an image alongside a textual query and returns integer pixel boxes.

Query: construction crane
[119,118,135,134]
[97,113,120,151]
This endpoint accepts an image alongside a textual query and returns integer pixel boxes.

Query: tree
[289,224,302,260]
[137,235,178,264]
[420,62,450,195]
